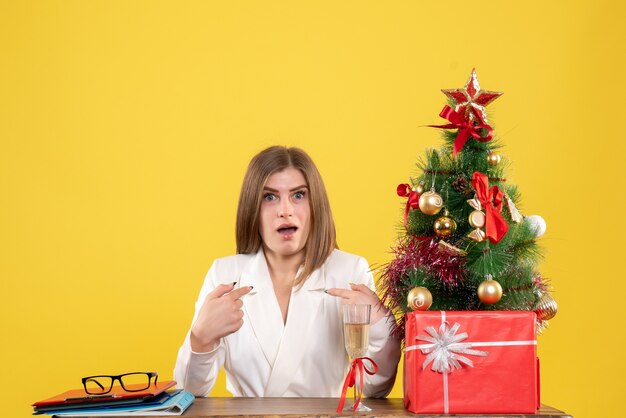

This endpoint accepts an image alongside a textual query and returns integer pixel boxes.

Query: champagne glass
[342,304,371,412]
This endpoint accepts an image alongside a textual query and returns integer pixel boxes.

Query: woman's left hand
[326,283,389,324]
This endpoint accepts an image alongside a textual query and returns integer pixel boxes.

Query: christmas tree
[380,69,557,340]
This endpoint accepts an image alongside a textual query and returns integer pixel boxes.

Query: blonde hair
[236,146,337,286]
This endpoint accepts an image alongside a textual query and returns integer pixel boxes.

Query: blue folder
[43,391,194,416]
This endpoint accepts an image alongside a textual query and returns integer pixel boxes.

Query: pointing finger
[208,282,237,299]
[324,288,354,299]
[226,286,253,301]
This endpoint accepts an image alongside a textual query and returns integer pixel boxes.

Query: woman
[174,146,400,398]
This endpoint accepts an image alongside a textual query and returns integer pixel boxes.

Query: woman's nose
[278,199,293,217]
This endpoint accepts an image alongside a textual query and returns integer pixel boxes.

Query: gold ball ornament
[413,182,425,195]
[477,277,503,304]
[487,152,502,166]
[434,213,457,238]
[418,190,444,215]
[534,293,558,321]
[407,287,433,311]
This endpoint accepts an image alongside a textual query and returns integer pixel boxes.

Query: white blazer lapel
[264,265,326,396]
[240,249,284,368]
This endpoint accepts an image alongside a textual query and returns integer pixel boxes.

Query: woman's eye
[263,193,277,201]
[293,191,306,200]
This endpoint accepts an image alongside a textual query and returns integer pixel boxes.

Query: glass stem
[353,370,357,406]
[353,363,359,406]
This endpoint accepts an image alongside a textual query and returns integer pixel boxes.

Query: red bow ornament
[472,172,508,243]
[397,183,420,230]
[336,357,378,412]
[428,105,494,158]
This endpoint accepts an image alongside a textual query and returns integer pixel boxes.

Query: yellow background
[1,2,624,417]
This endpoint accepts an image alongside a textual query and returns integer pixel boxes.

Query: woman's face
[259,167,311,260]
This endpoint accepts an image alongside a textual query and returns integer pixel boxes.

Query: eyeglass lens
[84,376,114,394]
[84,373,154,394]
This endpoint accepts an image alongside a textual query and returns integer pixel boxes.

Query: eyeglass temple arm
[84,378,106,391]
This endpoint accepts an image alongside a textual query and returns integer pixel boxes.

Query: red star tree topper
[441,68,503,124]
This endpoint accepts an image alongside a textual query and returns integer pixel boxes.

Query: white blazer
[174,249,400,397]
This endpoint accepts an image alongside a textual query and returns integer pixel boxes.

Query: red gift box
[404,310,539,414]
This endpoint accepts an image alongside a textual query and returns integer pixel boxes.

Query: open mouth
[277,225,298,235]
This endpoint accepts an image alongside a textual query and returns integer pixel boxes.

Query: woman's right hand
[190,283,253,353]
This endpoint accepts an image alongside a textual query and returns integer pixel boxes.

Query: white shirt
[174,248,400,397]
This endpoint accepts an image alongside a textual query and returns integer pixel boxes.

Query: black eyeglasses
[82,372,159,395]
